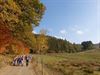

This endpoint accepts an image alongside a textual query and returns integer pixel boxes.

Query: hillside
[33,34,97,53]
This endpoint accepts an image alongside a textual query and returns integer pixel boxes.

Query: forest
[32,34,95,54]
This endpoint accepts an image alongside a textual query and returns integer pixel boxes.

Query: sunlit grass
[0,54,14,68]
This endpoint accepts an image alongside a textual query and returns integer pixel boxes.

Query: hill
[34,34,82,53]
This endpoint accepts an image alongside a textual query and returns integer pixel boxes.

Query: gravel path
[0,64,36,75]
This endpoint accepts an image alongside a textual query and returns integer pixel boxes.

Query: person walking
[25,55,29,66]
[12,56,18,66]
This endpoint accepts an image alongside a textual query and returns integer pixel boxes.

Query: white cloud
[60,29,67,35]
[70,25,85,35]
[76,30,84,35]
[54,36,65,39]
[32,30,37,34]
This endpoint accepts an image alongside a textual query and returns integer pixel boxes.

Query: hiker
[25,55,29,66]
[17,56,23,66]
[12,56,18,66]
[20,56,24,66]
[27,55,32,62]
[22,55,26,66]
[17,56,20,66]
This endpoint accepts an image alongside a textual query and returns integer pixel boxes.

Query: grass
[33,49,100,75]
[0,54,14,68]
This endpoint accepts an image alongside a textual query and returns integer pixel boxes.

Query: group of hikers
[12,55,32,66]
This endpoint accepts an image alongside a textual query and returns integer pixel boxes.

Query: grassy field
[0,54,14,68]
[33,49,100,75]
[0,49,100,75]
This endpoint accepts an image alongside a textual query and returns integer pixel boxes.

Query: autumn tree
[0,0,45,53]
[36,29,48,54]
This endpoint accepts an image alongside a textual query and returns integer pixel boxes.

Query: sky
[34,0,100,44]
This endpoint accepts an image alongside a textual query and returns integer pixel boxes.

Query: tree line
[29,34,94,54]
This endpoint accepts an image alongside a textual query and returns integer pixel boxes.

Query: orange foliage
[0,20,30,54]
[24,48,30,54]
[0,47,6,53]
[0,20,13,53]
[11,40,30,54]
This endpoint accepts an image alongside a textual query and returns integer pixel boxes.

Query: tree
[0,0,45,53]
[73,43,81,52]
[81,41,94,50]
[36,29,48,54]
[46,36,82,53]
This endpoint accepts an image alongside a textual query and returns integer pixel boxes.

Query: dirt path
[0,64,36,75]
[0,62,51,75]
[0,55,53,75]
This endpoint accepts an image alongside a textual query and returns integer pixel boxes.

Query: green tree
[81,41,94,50]
[73,43,81,52]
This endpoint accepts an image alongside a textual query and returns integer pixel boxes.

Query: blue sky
[34,0,100,44]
